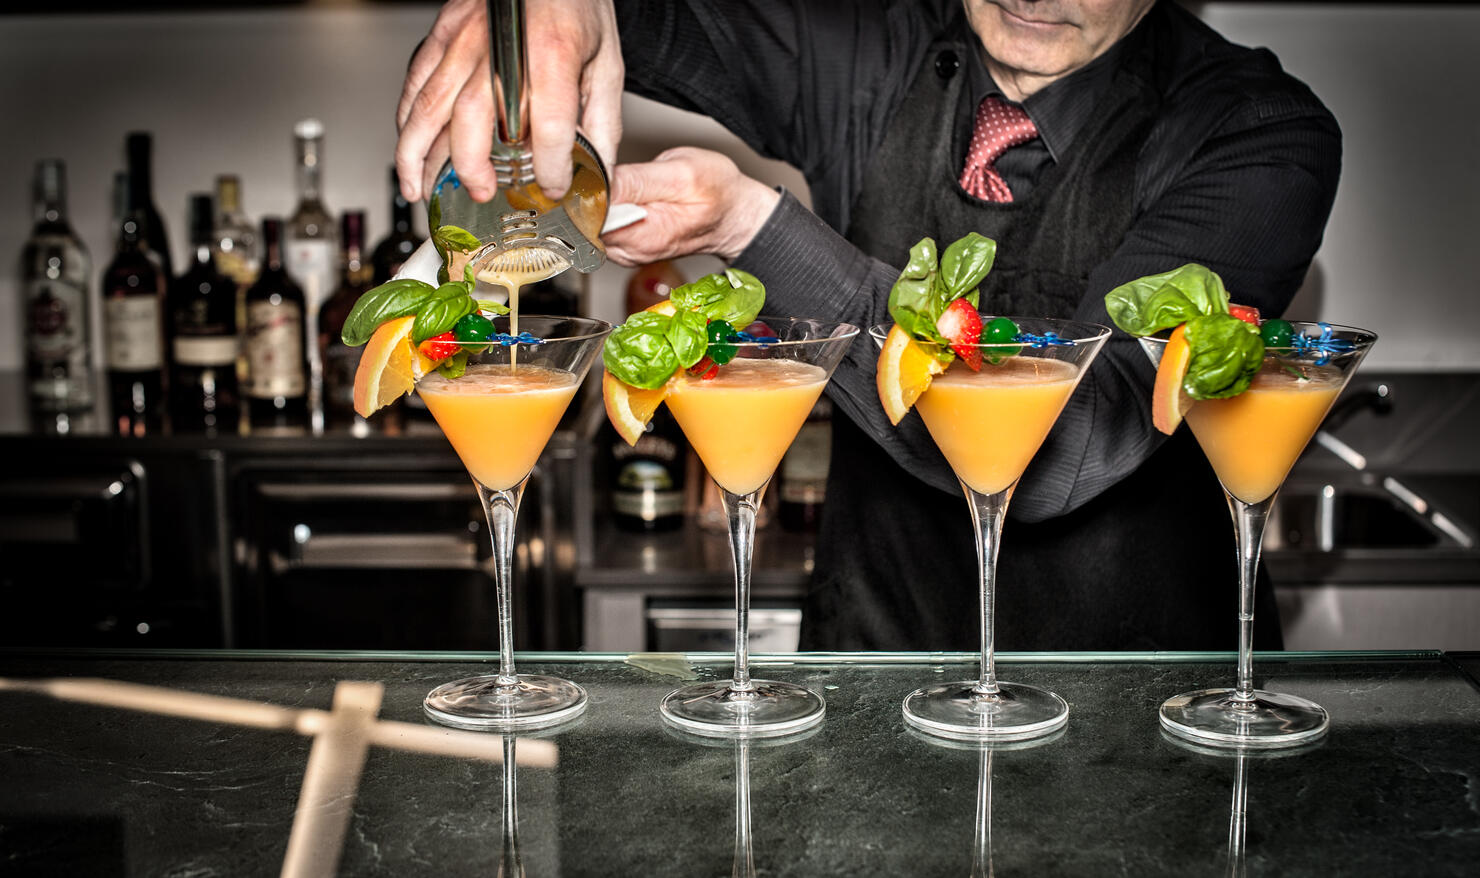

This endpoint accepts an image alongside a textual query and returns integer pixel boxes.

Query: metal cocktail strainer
[432,0,609,284]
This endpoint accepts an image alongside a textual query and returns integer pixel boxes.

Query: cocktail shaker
[431,0,609,286]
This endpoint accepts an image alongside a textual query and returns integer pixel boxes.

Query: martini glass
[871,317,1110,741]
[419,314,612,731]
[657,316,858,737]
[1143,321,1376,748]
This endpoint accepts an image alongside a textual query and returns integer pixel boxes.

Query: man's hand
[604,148,782,266]
[395,0,624,204]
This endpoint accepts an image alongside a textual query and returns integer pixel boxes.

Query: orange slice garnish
[602,370,670,446]
[352,315,440,418]
[876,324,946,425]
[1151,323,1194,435]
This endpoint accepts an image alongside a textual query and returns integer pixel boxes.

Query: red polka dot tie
[959,96,1039,203]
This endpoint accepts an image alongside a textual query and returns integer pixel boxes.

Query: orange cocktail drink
[665,359,829,496]
[1183,361,1343,504]
[418,363,579,491]
[914,357,1080,495]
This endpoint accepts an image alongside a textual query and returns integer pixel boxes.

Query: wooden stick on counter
[0,676,558,767]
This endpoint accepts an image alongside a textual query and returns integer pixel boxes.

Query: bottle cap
[293,118,324,140]
[189,193,215,241]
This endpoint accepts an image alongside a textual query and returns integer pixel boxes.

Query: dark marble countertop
[1,650,1478,877]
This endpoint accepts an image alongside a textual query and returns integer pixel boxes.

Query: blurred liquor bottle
[285,118,337,422]
[320,210,397,434]
[211,174,257,287]
[243,217,310,434]
[168,194,240,434]
[21,159,93,413]
[102,163,168,437]
[125,132,173,280]
[212,174,257,385]
[370,166,421,284]
[608,261,690,532]
[778,395,832,532]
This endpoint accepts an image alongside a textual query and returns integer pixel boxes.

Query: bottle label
[27,279,86,367]
[214,246,258,287]
[285,239,337,315]
[104,295,163,370]
[174,335,239,366]
[245,300,307,397]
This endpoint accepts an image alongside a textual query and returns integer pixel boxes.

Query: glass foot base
[902,680,1068,742]
[660,679,825,738]
[1160,688,1328,749]
[423,673,587,731]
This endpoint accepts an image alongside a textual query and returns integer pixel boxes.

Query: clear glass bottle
[103,170,168,437]
[370,166,422,285]
[243,217,309,433]
[125,132,173,280]
[168,194,240,434]
[21,159,93,413]
[212,174,257,287]
[285,119,337,341]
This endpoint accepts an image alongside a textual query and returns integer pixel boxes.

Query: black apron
[802,29,1282,652]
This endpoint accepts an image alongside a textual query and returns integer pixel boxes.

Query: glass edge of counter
[0,646,1454,664]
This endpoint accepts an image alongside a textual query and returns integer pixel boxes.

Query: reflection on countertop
[0,650,1477,876]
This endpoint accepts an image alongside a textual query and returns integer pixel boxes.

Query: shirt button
[935,50,959,80]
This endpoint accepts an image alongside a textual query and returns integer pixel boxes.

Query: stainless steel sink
[1266,475,1474,552]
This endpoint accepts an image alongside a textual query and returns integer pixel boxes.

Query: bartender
[394,0,1341,651]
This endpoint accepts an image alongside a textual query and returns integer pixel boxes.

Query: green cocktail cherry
[706,319,738,365]
[1259,318,1294,348]
[454,312,495,342]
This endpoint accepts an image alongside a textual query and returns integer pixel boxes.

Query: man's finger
[449,72,498,202]
[526,32,583,198]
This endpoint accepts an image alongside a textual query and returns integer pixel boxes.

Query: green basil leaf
[939,232,995,300]
[476,298,511,316]
[603,312,679,390]
[435,224,483,254]
[667,308,708,369]
[340,278,437,346]
[886,237,955,364]
[1182,313,1264,400]
[668,269,765,328]
[412,283,477,344]
[1104,263,1231,336]
[436,349,469,379]
[427,194,442,235]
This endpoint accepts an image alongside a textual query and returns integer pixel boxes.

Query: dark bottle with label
[21,159,93,413]
[243,217,309,432]
[168,194,240,434]
[102,167,168,437]
[370,167,422,284]
[779,395,832,532]
[610,408,688,532]
[319,210,395,433]
[125,132,173,280]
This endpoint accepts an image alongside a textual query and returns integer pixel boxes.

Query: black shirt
[617,0,1341,523]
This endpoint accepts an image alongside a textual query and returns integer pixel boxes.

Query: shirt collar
[967,37,1127,164]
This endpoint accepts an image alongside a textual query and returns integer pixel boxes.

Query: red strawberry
[418,331,460,361]
[1229,303,1261,326]
[935,298,983,370]
[688,356,720,380]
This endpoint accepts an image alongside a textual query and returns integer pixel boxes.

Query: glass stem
[965,484,1012,696]
[732,741,756,878]
[500,734,524,878]
[1225,490,1275,703]
[723,484,762,693]
[477,478,529,690]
